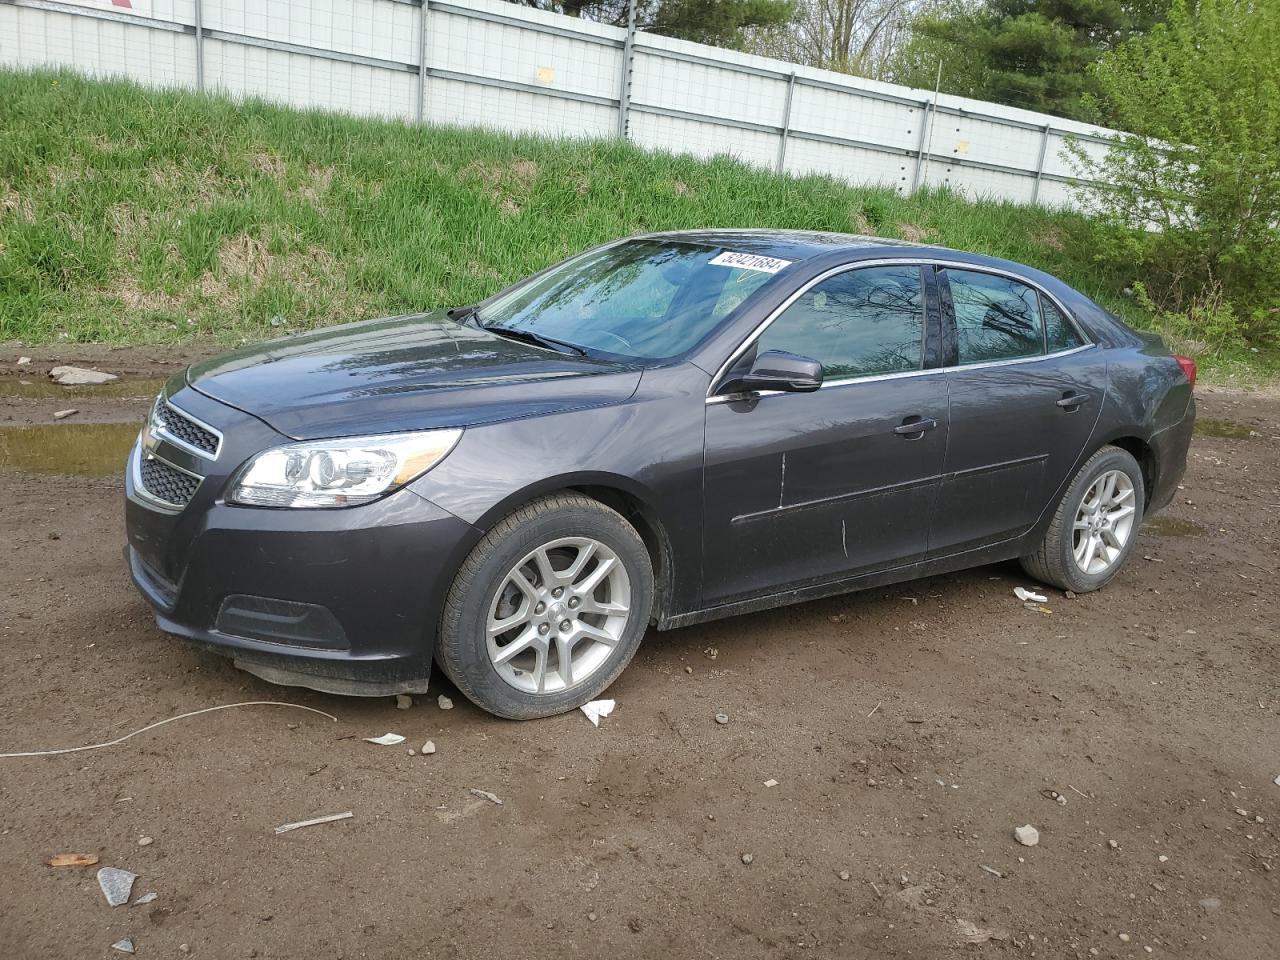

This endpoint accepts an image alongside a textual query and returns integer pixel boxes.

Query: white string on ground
[0,701,339,758]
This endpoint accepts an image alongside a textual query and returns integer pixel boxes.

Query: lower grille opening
[139,456,201,507]
[216,595,349,649]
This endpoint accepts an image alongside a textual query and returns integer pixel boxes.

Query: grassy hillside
[0,69,1271,380]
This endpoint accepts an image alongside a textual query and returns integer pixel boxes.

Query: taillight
[1173,354,1197,389]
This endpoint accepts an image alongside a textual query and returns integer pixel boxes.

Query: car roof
[639,228,942,262]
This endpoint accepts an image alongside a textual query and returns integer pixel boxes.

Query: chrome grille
[139,456,201,507]
[155,402,220,458]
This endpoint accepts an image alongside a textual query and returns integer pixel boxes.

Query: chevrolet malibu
[125,231,1196,719]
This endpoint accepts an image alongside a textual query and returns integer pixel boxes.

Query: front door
[928,267,1105,555]
[701,263,948,607]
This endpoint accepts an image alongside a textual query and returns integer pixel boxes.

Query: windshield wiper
[447,304,482,323]
[483,323,588,357]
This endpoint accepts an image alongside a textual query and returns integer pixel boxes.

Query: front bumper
[124,384,479,696]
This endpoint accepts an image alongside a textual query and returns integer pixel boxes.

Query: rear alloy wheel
[438,494,653,719]
[1020,446,1145,593]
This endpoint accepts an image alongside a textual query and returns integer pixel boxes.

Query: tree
[1069,0,1280,337]
[744,0,925,80]
[890,0,1167,120]
[515,0,797,48]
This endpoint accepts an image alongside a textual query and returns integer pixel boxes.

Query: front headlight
[229,429,462,508]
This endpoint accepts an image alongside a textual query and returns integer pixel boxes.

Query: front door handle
[894,416,938,438]
[1056,392,1089,410]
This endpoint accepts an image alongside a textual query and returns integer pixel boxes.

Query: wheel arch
[1095,432,1156,506]
[468,473,677,627]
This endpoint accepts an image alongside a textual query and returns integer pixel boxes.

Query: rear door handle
[1056,392,1089,410]
[894,416,938,438]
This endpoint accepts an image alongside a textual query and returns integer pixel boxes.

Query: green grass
[0,68,1272,384]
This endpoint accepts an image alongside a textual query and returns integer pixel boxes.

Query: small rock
[179,945,190,954]
[137,837,153,847]
[110,938,135,954]
[763,779,779,788]
[1199,898,1221,910]
[1065,590,1076,599]
[741,853,753,865]
[49,365,117,385]
[97,867,138,907]
[1119,933,1131,943]
[408,749,416,756]
[1236,808,1249,817]
[396,694,412,710]
[1255,815,1265,824]
[422,740,436,755]
[1090,949,1100,956]
[469,788,502,805]
[684,665,693,674]
[52,408,78,420]
[437,695,453,710]
[133,892,158,905]
[1014,824,1039,847]
[1273,774,1280,787]
[18,356,32,365]
[1108,839,1119,849]
[714,712,729,725]
[1159,855,1169,862]
[838,870,850,881]
[587,912,598,922]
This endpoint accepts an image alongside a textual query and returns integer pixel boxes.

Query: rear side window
[1041,294,1085,352]
[755,265,925,379]
[945,269,1044,364]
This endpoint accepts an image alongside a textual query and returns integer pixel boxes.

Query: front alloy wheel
[487,537,632,695]
[438,493,653,719]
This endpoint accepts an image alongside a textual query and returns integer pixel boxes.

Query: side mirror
[721,350,823,395]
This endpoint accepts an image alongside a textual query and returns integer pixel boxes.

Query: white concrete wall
[0,0,1121,207]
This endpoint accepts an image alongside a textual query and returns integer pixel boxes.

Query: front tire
[437,493,653,719]
[1020,446,1145,593]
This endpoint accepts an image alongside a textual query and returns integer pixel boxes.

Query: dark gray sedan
[124,231,1195,718]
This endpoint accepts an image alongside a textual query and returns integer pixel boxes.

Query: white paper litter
[273,811,353,834]
[579,699,615,727]
[363,733,405,746]
[1014,587,1048,604]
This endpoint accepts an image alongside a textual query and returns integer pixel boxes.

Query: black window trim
[708,258,1093,402]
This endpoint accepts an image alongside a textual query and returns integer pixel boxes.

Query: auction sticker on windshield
[708,251,793,273]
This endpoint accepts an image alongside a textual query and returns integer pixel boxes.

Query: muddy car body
[124,231,1195,718]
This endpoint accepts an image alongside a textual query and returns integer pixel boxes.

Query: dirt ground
[1,346,1277,960]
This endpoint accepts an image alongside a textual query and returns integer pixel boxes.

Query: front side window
[945,269,1044,364]
[477,239,783,359]
[753,265,925,379]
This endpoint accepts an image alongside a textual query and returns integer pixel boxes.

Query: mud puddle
[0,423,137,476]
[1194,418,1254,439]
[1145,515,1204,537]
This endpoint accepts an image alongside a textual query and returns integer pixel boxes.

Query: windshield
[475,239,788,359]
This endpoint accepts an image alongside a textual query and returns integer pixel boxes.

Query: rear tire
[1020,445,1145,593]
[437,493,653,720]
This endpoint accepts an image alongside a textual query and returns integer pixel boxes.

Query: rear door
[927,266,1106,556]
[700,263,948,606]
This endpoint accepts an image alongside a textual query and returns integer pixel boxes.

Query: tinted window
[945,269,1043,364]
[755,265,925,379]
[479,239,781,359]
[1042,294,1085,352]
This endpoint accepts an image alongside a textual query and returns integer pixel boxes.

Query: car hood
[188,312,642,440]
